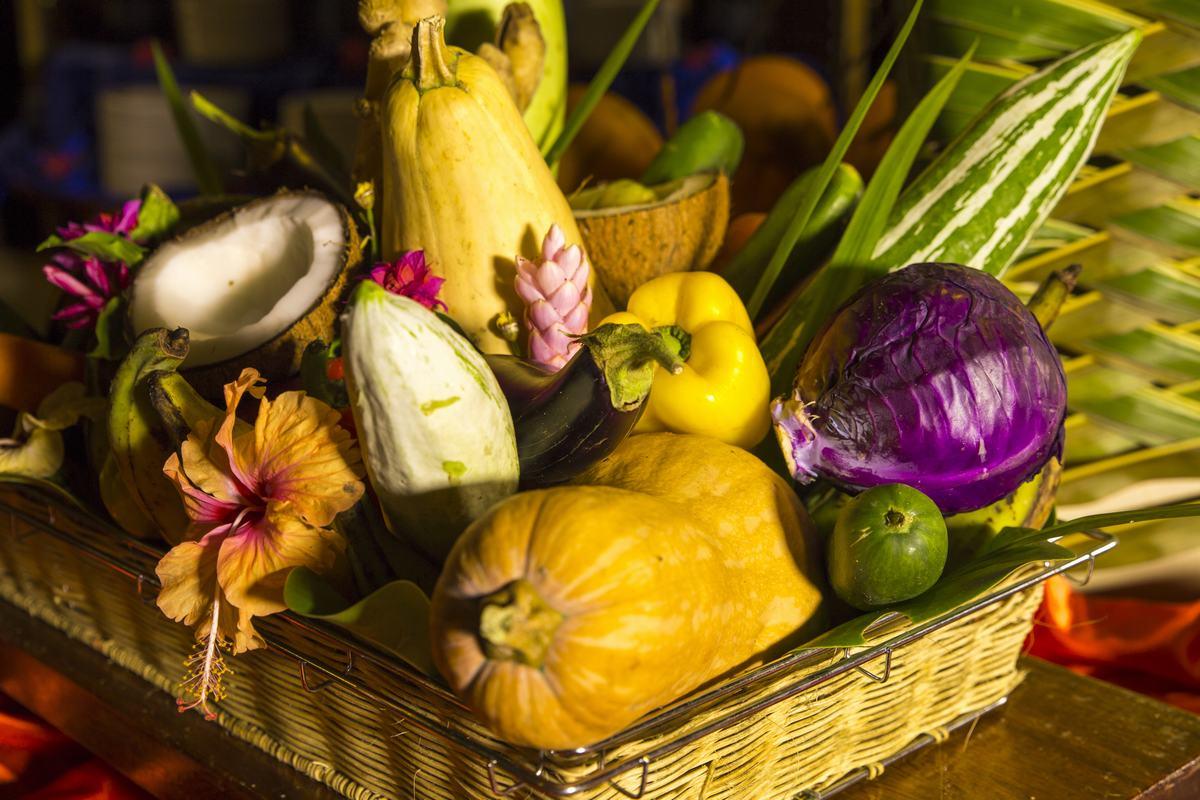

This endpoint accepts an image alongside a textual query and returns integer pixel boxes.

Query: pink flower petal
[529,299,559,331]
[562,303,589,332]
[557,244,582,276]
[43,264,97,300]
[536,260,565,294]
[548,280,581,313]
[83,258,110,296]
[542,225,566,262]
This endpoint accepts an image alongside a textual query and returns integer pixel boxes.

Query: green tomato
[827,484,948,611]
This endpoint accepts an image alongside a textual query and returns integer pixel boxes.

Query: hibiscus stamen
[178,596,230,721]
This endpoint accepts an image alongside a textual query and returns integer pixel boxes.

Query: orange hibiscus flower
[155,369,363,718]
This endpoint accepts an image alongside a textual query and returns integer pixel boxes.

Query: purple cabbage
[772,262,1066,514]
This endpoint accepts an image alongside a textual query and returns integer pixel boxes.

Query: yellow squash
[430,433,826,749]
[381,15,610,354]
[605,271,771,448]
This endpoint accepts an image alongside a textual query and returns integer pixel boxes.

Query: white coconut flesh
[129,193,345,368]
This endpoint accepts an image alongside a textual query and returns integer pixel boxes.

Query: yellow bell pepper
[603,272,770,448]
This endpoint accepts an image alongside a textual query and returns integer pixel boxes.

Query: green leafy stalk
[769,41,975,380]
[151,41,223,196]
[746,0,924,319]
[543,0,661,167]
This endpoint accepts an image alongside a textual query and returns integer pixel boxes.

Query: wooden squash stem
[478,579,563,668]
[410,16,458,93]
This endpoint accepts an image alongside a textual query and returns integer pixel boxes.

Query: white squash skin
[343,283,519,561]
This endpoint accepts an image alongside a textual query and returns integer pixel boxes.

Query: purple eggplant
[486,323,682,488]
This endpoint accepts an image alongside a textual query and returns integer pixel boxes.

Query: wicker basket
[0,486,1109,799]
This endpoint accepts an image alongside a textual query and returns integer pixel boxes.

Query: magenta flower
[42,251,131,329]
[368,251,447,311]
[57,199,142,242]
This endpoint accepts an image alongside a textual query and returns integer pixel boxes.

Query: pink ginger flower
[42,251,131,329]
[514,224,592,371]
[57,198,142,241]
[369,250,447,311]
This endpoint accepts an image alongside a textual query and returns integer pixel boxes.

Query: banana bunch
[101,328,222,543]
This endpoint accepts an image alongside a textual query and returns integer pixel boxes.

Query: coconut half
[129,190,359,393]
[574,173,730,308]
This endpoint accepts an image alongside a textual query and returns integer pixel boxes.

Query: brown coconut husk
[575,173,730,308]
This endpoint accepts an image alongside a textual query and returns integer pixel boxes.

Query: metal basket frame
[0,490,1114,798]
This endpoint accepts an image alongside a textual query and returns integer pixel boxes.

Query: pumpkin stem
[578,323,685,412]
[409,16,459,92]
[478,579,563,668]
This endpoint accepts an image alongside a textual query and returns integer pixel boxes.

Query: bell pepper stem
[478,579,563,668]
[578,323,685,412]
[654,325,692,362]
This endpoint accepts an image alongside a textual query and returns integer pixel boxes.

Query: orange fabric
[0,694,149,800]
[1028,576,1200,714]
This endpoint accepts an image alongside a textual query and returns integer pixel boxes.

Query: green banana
[99,450,158,539]
[640,111,745,186]
[723,163,863,316]
[145,369,224,450]
[945,459,1061,565]
[107,328,191,544]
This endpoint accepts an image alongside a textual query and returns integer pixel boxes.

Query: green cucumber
[640,111,744,185]
[761,29,1140,388]
[722,163,862,312]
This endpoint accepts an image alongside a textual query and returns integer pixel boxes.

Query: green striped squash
[761,30,1140,386]
[873,29,1141,277]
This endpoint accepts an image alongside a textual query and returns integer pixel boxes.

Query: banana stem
[1027,263,1081,330]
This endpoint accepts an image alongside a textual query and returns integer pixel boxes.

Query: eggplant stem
[579,323,685,411]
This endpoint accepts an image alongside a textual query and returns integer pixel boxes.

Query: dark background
[0,0,900,248]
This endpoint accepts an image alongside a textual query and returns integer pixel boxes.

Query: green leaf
[1075,387,1200,445]
[1086,326,1200,384]
[39,231,146,265]
[1097,266,1200,324]
[284,567,435,676]
[543,0,662,166]
[301,103,350,187]
[1119,135,1200,193]
[152,40,223,196]
[1144,64,1200,113]
[130,184,181,243]
[88,297,128,361]
[746,0,924,319]
[1111,203,1200,255]
[801,41,977,331]
[928,0,1135,63]
[807,502,1200,648]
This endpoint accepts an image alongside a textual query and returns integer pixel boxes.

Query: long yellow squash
[381,16,610,354]
[430,433,827,749]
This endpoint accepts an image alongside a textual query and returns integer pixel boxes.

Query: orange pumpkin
[430,433,827,749]
[692,56,836,214]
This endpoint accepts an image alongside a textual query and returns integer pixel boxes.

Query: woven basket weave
[0,486,1059,799]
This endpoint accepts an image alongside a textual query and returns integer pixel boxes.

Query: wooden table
[1,598,1198,800]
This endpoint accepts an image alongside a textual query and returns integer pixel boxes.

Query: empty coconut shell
[575,173,729,308]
